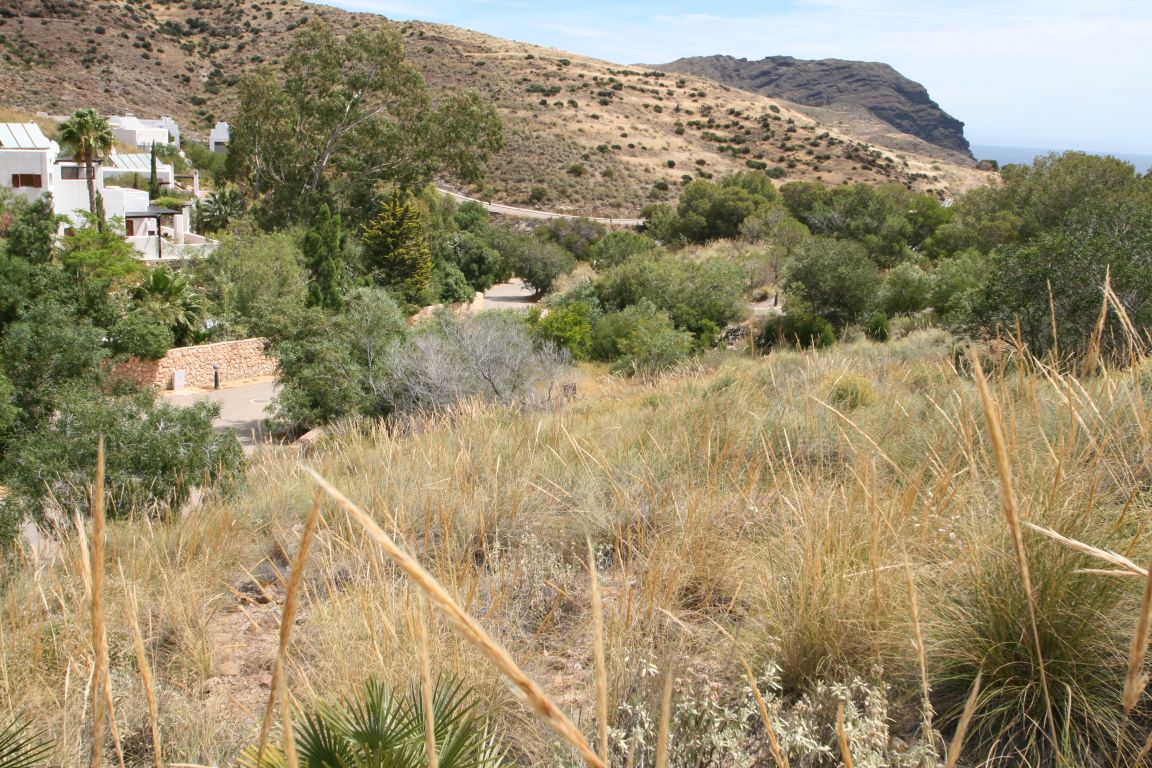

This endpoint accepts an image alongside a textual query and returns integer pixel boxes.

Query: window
[60,166,90,180]
[11,174,43,188]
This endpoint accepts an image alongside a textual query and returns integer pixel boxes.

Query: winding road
[437,188,645,227]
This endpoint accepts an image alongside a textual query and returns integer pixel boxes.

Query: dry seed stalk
[1122,562,1152,714]
[836,702,854,768]
[304,467,606,768]
[943,671,982,768]
[654,666,674,768]
[587,538,609,764]
[90,437,108,768]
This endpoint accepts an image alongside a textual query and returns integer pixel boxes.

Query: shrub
[1,390,243,521]
[879,262,931,316]
[586,231,658,271]
[824,372,875,410]
[863,312,891,342]
[242,677,505,768]
[109,308,175,360]
[532,301,594,361]
[592,300,692,375]
[757,311,836,350]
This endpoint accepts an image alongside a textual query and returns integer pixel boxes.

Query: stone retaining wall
[112,338,277,389]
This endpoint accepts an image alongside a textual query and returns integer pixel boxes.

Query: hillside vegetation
[4,333,1152,766]
[0,0,987,215]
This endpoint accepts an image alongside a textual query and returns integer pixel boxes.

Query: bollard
[212,364,220,390]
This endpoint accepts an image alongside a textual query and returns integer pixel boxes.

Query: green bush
[592,300,692,375]
[879,262,932,316]
[757,311,836,351]
[863,312,891,342]
[110,309,175,360]
[1,389,243,521]
[586,230,658,271]
[824,372,875,410]
[242,677,504,768]
[532,301,594,361]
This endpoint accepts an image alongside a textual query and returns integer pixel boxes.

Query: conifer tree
[361,193,432,304]
[303,204,346,310]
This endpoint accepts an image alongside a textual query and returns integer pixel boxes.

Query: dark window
[60,166,89,180]
[11,174,43,188]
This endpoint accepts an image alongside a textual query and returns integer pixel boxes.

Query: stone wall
[112,338,277,390]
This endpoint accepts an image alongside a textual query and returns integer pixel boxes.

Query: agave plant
[244,677,505,768]
[0,719,51,768]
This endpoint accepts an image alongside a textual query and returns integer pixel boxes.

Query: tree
[1,389,243,521]
[193,228,309,338]
[132,265,207,346]
[58,109,114,231]
[783,237,881,327]
[490,229,574,297]
[269,288,407,428]
[198,187,246,234]
[58,213,145,290]
[226,20,503,227]
[148,143,160,199]
[362,192,433,304]
[0,301,107,427]
[880,262,932,316]
[3,195,56,265]
[303,204,346,310]
[435,231,506,292]
[586,230,658,271]
[968,196,1152,358]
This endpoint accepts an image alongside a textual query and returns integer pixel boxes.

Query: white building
[103,152,175,188]
[108,114,176,148]
[208,121,230,154]
[0,122,57,206]
[2,122,214,261]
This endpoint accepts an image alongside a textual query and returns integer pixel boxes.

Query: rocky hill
[0,0,988,216]
[656,55,972,160]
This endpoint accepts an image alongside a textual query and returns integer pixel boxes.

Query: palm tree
[58,109,114,232]
[242,677,505,768]
[198,186,246,234]
[133,265,207,346]
[0,719,51,768]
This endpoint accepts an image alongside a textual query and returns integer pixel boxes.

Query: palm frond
[0,719,52,768]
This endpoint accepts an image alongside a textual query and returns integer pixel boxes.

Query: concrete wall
[0,148,53,205]
[112,338,277,390]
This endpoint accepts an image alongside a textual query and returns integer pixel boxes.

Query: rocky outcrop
[657,55,971,157]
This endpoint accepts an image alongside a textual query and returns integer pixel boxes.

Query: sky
[319,0,1152,155]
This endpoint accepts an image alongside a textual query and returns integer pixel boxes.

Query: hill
[0,0,988,216]
[656,54,973,160]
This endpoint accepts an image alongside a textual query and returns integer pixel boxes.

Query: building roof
[108,153,171,172]
[0,122,53,150]
[126,205,181,217]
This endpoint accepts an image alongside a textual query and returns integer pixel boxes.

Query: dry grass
[3,330,1152,766]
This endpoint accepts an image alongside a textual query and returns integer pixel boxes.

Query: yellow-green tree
[361,193,432,305]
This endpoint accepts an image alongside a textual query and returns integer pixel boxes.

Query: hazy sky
[320,0,1152,154]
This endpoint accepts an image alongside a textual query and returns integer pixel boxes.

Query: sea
[970,144,1152,174]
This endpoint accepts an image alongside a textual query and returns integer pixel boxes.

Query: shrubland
[3,331,1152,767]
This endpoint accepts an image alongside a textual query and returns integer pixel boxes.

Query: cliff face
[658,55,972,157]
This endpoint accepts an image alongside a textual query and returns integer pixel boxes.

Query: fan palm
[58,109,114,231]
[199,186,246,233]
[133,265,207,346]
[0,719,51,768]
[243,677,505,768]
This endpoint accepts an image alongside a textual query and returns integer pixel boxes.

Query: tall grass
[2,330,1151,766]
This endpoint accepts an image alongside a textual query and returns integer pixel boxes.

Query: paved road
[437,188,644,227]
[483,278,538,311]
[164,378,278,455]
